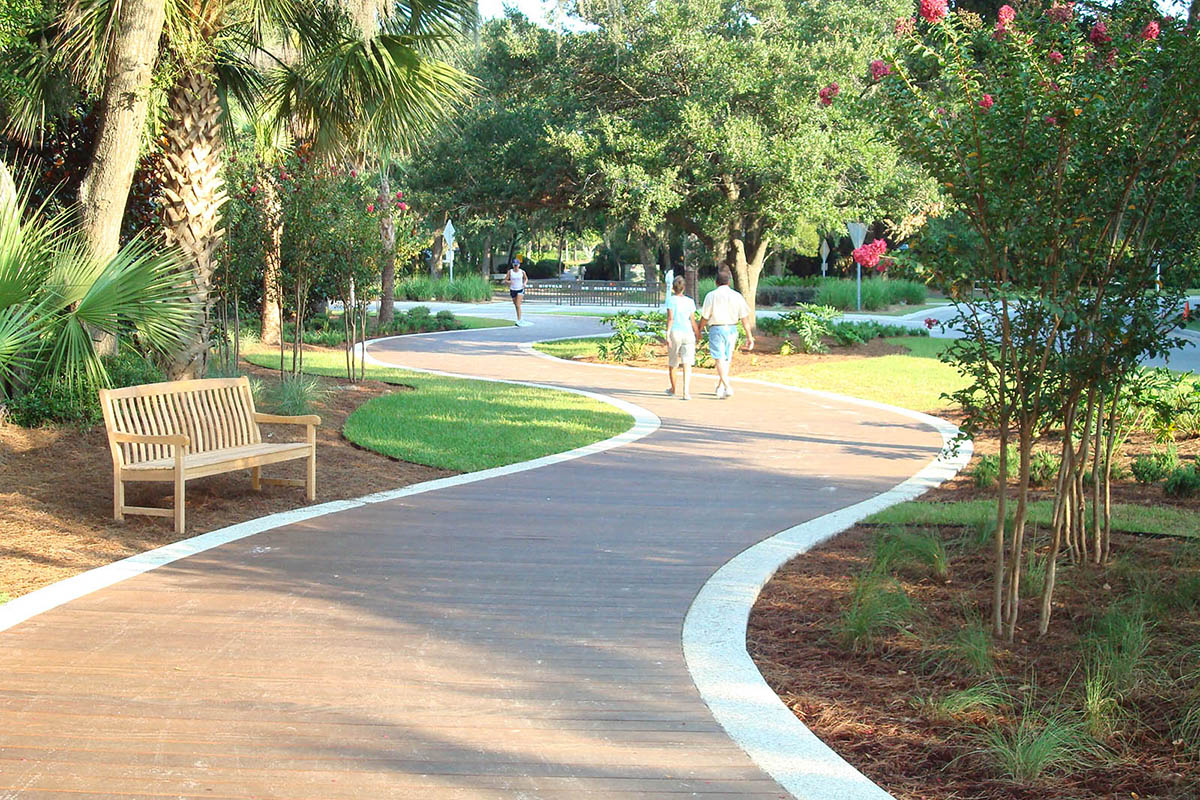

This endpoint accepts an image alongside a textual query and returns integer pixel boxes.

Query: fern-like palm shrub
[0,162,191,408]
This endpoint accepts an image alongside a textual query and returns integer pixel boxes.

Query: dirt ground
[0,362,453,599]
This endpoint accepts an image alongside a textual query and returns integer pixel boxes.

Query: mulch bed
[0,361,453,599]
[748,425,1200,799]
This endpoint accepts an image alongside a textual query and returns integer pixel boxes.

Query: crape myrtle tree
[863,0,1200,638]
[556,0,936,325]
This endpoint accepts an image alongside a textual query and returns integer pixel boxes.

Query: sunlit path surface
[0,315,944,798]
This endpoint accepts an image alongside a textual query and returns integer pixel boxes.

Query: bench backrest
[99,377,262,466]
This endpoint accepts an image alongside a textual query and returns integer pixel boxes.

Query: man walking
[699,268,754,398]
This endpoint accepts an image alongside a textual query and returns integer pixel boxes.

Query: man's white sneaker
[682,393,691,400]
[725,385,734,398]
[715,385,726,399]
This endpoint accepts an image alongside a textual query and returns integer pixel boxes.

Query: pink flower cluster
[993,4,1015,38]
[924,317,938,330]
[1142,21,1160,40]
[1046,2,1074,24]
[1048,50,1064,64]
[1090,20,1111,45]
[918,0,948,24]
[894,16,916,37]
[979,93,995,110]
[869,59,891,81]
[852,239,889,271]
[818,82,840,105]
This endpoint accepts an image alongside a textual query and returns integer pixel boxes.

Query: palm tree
[6,0,475,377]
[0,161,193,397]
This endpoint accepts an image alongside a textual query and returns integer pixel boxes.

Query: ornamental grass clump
[861,3,1200,639]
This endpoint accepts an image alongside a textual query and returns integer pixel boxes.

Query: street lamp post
[846,222,868,312]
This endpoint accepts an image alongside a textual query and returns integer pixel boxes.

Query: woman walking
[664,276,698,400]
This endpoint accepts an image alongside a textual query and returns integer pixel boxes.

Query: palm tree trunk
[260,172,284,345]
[378,168,396,327]
[78,0,167,356]
[162,70,227,379]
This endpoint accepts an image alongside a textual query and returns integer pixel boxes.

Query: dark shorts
[510,289,524,298]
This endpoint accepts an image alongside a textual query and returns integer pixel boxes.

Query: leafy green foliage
[1164,462,1200,499]
[977,701,1098,782]
[596,314,649,363]
[829,319,927,346]
[971,448,1017,488]
[1131,446,1179,485]
[397,276,492,302]
[777,304,840,354]
[261,374,330,417]
[814,278,927,311]
[873,527,949,580]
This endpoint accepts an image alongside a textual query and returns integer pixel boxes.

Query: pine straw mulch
[748,426,1200,800]
[0,361,454,600]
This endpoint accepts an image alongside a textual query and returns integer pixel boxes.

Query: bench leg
[306,447,317,501]
[113,469,125,522]
[173,464,186,535]
[251,466,261,491]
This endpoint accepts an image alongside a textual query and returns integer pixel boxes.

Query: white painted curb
[0,349,659,634]
[523,334,972,800]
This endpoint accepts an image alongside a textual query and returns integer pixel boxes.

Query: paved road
[0,316,944,798]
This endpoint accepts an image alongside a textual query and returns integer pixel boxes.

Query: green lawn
[456,315,514,329]
[531,334,964,412]
[748,336,965,412]
[853,301,951,317]
[867,499,1200,539]
[244,347,632,472]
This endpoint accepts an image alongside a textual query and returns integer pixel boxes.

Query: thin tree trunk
[556,231,566,276]
[162,70,227,379]
[77,0,167,356]
[481,233,492,277]
[994,414,1009,637]
[378,168,396,327]
[261,173,284,345]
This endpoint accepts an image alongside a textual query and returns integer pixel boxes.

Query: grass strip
[244,346,632,472]
[867,499,1200,539]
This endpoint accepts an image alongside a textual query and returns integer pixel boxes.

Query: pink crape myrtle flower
[998,5,1016,26]
[367,203,375,213]
[1142,21,1160,40]
[1090,20,1111,45]
[895,16,916,37]
[852,239,889,270]
[919,0,948,23]
[1046,2,1073,23]
[980,93,995,110]
[870,60,891,81]
[399,202,409,211]
[396,190,404,199]
[818,82,840,105]
[924,317,938,330]
[1048,50,1064,64]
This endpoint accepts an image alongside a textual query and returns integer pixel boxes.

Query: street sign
[443,219,456,281]
[846,222,868,312]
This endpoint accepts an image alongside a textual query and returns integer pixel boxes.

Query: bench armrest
[111,432,190,447]
[254,412,322,426]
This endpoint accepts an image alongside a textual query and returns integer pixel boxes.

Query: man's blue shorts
[708,324,738,362]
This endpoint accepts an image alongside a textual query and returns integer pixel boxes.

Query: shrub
[756,316,789,337]
[263,374,330,416]
[596,314,649,362]
[1131,446,1178,484]
[874,527,949,579]
[5,351,164,428]
[756,285,817,306]
[971,449,1018,487]
[812,278,927,311]
[1082,668,1123,739]
[435,310,459,328]
[528,259,562,279]
[1172,692,1200,757]
[828,319,926,346]
[778,304,840,353]
[978,701,1098,782]
[1164,462,1200,498]
[1087,600,1152,697]
[923,681,1007,720]
[399,277,435,301]
[1028,450,1061,487]
[833,570,918,652]
[951,619,995,676]
[443,275,494,302]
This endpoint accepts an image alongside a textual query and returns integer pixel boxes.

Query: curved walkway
[0,315,949,799]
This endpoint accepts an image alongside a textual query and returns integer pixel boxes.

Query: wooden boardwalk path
[0,316,943,798]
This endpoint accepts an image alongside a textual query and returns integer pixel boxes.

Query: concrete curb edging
[0,355,659,635]
[521,334,973,800]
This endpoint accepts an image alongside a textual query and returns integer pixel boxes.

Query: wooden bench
[99,377,321,534]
